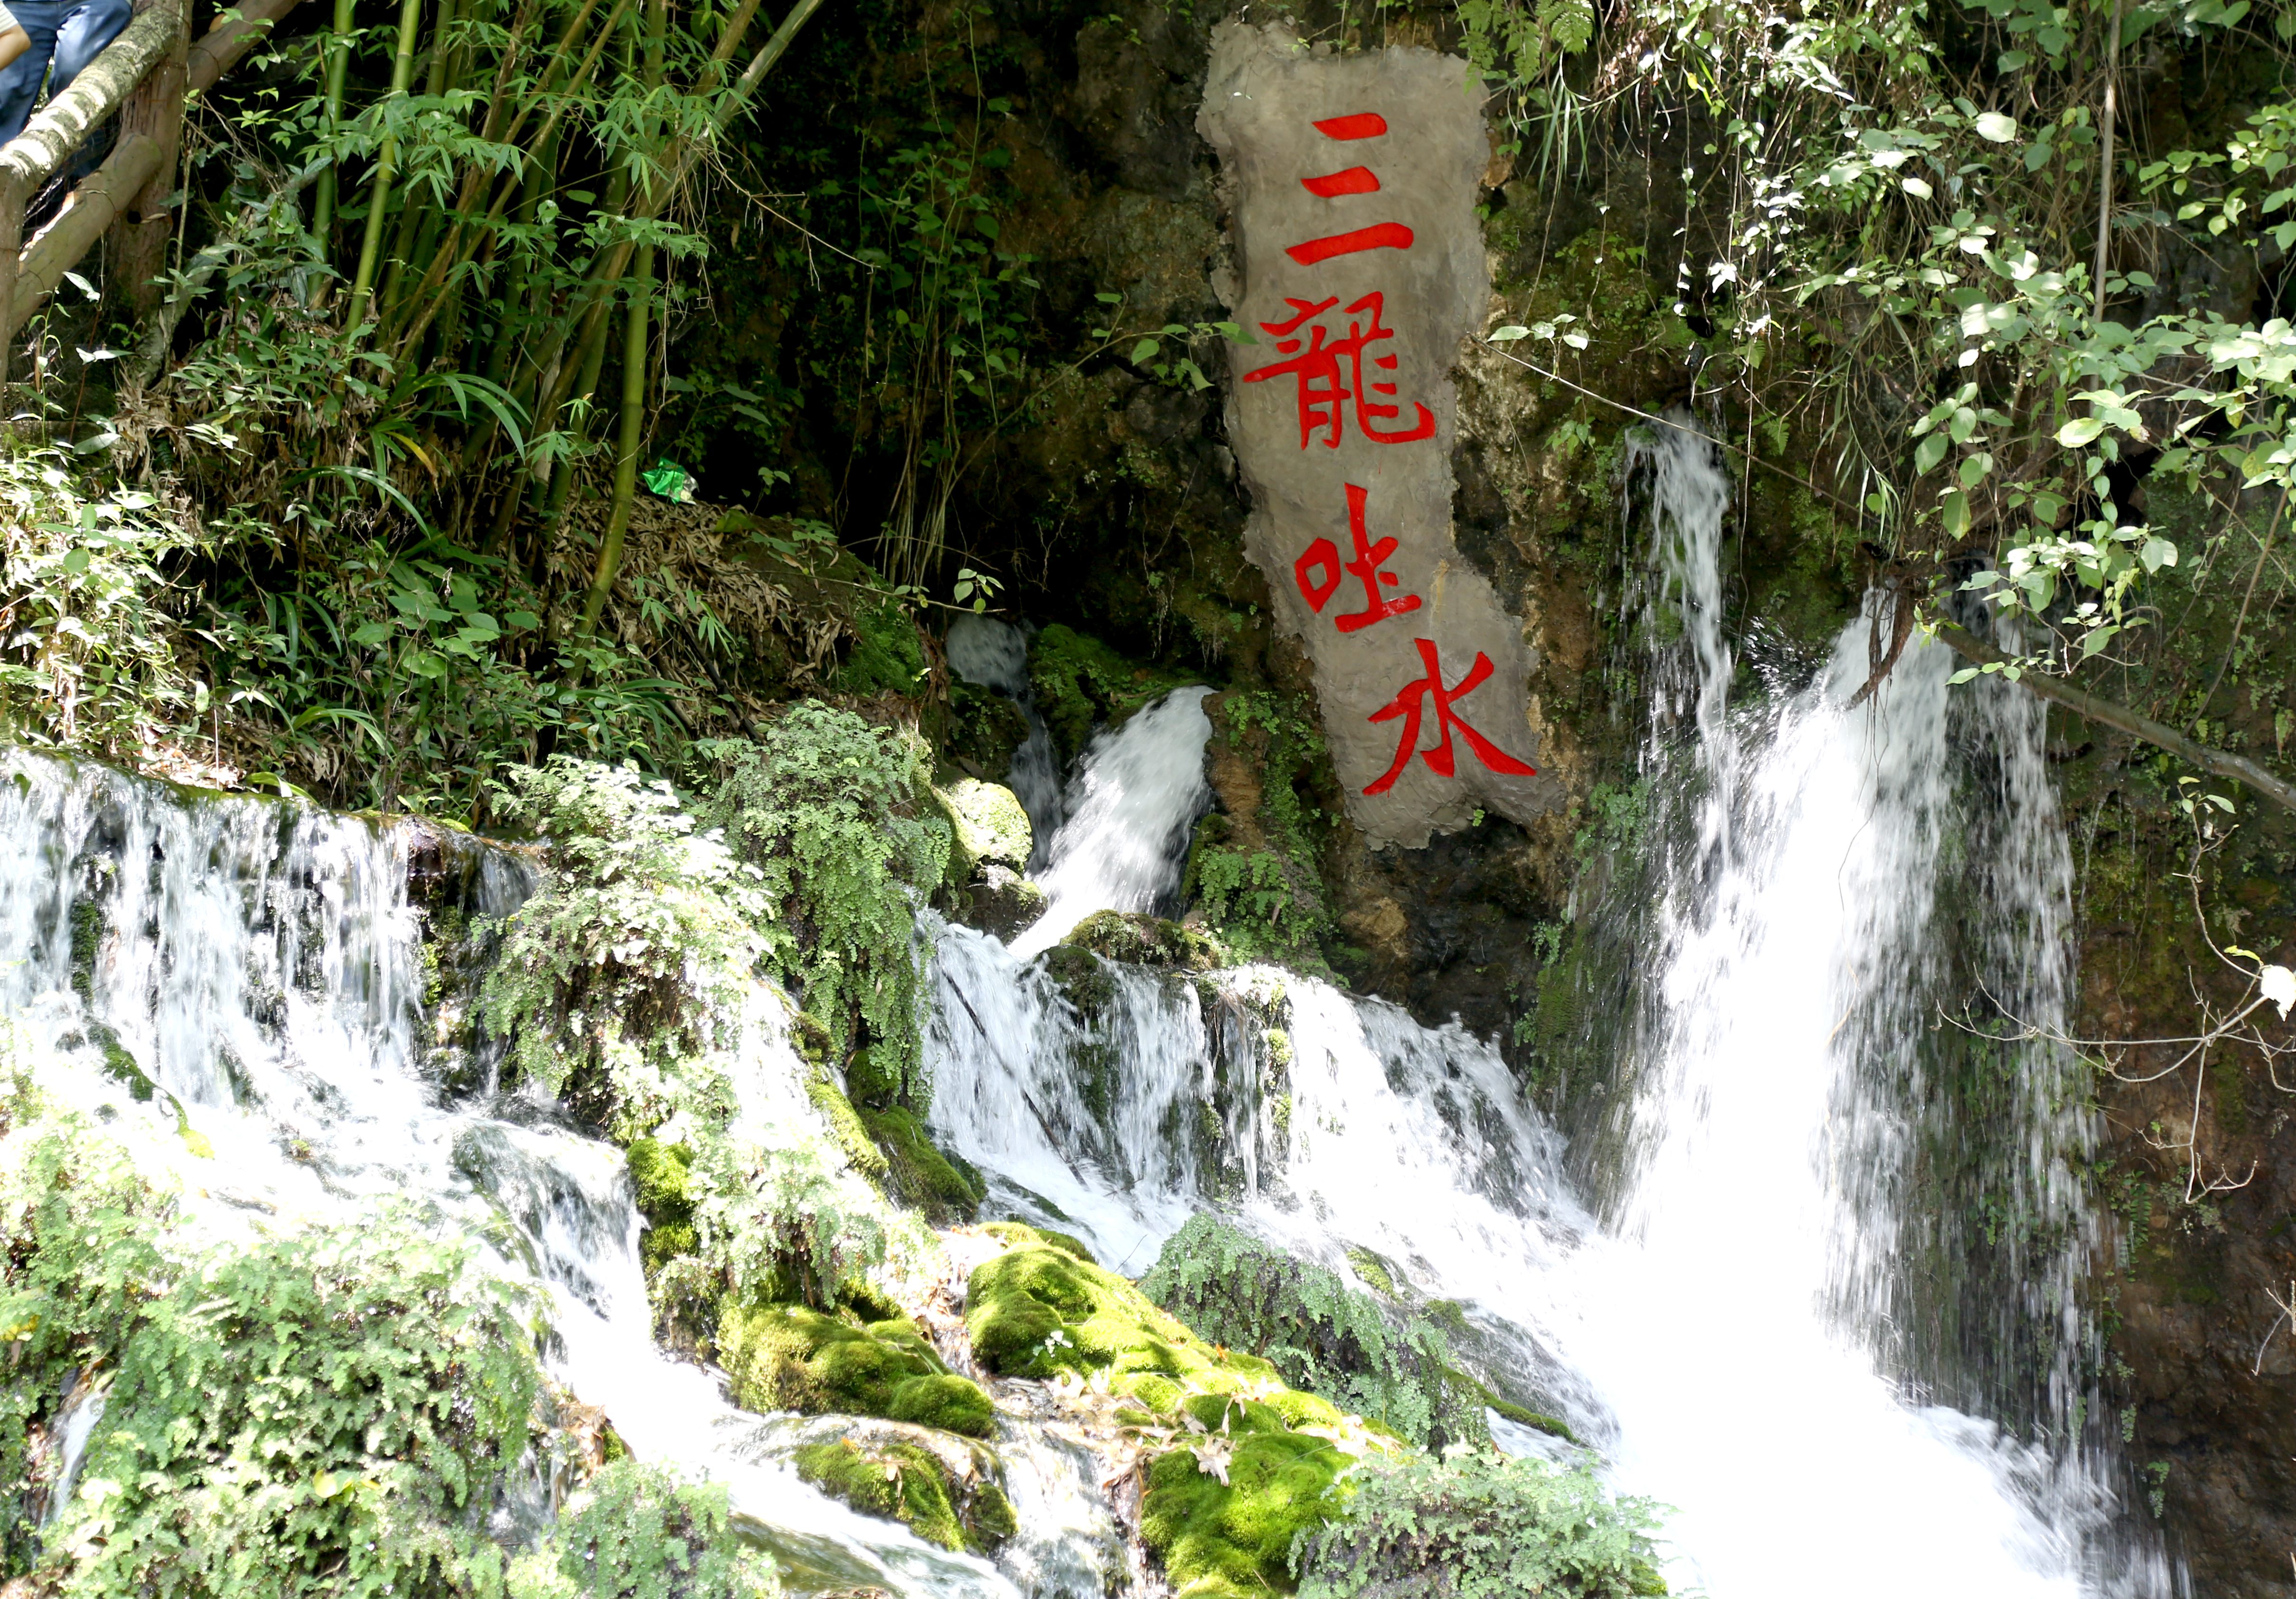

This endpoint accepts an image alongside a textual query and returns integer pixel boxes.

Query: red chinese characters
[1294,483,1421,633]
[1242,292,1436,448]
[1243,109,1434,449]
[1364,640,1538,796]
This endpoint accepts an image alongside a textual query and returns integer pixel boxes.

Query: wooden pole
[109,0,189,320]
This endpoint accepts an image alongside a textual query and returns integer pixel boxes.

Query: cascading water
[0,754,1120,1599]
[0,470,2175,1594]
[924,424,2175,1598]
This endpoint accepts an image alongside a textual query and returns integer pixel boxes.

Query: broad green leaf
[2056,417,2106,447]
[1974,112,2018,141]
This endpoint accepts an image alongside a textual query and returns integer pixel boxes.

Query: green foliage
[0,448,202,764]
[481,758,767,1124]
[507,1461,780,1599]
[1141,1216,1489,1452]
[1293,1450,1668,1599]
[692,703,950,1090]
[480,756,922,1312]
[1184,691,1336,969]
[1,1108,547,1597]
[1026,625,1191,766]
[718,1304,995,1438]
[790,1439,1015,1555]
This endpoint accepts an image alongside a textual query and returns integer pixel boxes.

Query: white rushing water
[0,754,1118,1599]
[0,495,2171,1597]
[924,437,2173,1597]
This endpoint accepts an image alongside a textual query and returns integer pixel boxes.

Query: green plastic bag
[641,458,695,504]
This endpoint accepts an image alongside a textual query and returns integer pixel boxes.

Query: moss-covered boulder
[718,1304,996,1439]
[1143,1394,1364,1599]
[859,1105,985,1223]
[1061,910,1227,972]
[963,1232,1393,1597]
[977,1218,1097,1264]
[792,1429,1016,1554]
[933,777,1032,879]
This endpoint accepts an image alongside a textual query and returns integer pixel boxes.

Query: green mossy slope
[719,1303,996,1438]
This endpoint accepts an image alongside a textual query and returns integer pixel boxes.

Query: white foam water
[920,423,2175,1598]
[0,753,1119,1599]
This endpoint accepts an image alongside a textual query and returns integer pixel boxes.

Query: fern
[1141,1214,1486,1451]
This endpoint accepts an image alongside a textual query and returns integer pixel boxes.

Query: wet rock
[951,865,1046,942]
[1060,909,1226,972]
[934,778,1032,878]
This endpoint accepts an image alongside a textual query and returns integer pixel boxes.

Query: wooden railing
[0,0,300,382]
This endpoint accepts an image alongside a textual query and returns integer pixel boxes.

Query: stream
[0,422,2181,1596]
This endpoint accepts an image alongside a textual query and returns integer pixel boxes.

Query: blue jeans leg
[0,0,64,149]
[49,0,130,100]
[51,0,129,174]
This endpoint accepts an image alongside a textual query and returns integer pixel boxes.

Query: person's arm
[0,5,26,70]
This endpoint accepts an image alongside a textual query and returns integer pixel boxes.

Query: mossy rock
[964,1239,1388,1597]
[1141,1398,1359,1599]
[833,598,928,699]
[793,1436,1015,1554]
[1039,944,1118,1018]
[807,1070,891,1184]
[978,1219,1097,1265]
[945,678,1029,780]
[1062,909,1228,972]
[860,1105,984,1223]
[1027,623,1193,766]
[624,1137,696,1277]
[718,1303,997,1439]
[932,777,1032,879]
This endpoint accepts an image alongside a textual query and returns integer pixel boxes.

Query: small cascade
[1007,687,1214,959]
[0,752,1120,1599]
[945,615,1067,859]
[921,424,2175,1599]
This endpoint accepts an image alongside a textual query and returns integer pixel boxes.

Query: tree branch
[1932,620,2296,813]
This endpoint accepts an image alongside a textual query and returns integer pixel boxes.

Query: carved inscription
[1200,24,1557,847]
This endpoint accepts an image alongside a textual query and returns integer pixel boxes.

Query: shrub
[692,703,949,1094]
[1,1109,548,1597]
[1291,1450,1669,1599]
[508,1460,780,1599]
[481,757,768,1130]
[1142,1215,1488,1452]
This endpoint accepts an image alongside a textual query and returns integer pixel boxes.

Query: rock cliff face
[744,0,2291,1583]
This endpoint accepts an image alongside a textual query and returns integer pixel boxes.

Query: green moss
[68,895,102,1002]
[807,1071,891,1184]
[718,1303,997,1439]
[625,1137,697,1276]
[844,1045,901,1108]
[1040,944,1118,1016]
[1142,1417,1354,1598]
[964,1240,1384,1596]
[1027,623,1191,765]
[978,1219,1097,1264]
[792,1439,1015,1553]
[84,1023,155,1103]
[1062,910,1228,972]
[860,1105,984,1223]
[833,598,929,698]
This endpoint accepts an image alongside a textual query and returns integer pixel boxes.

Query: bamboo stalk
[344,0,426,331]
[574,0,663,632]
[309,0,357,250]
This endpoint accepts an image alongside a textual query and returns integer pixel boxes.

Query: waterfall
[924,423,2174,1599]
[1006,687,1214,959]
[0,753,1119,1599]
